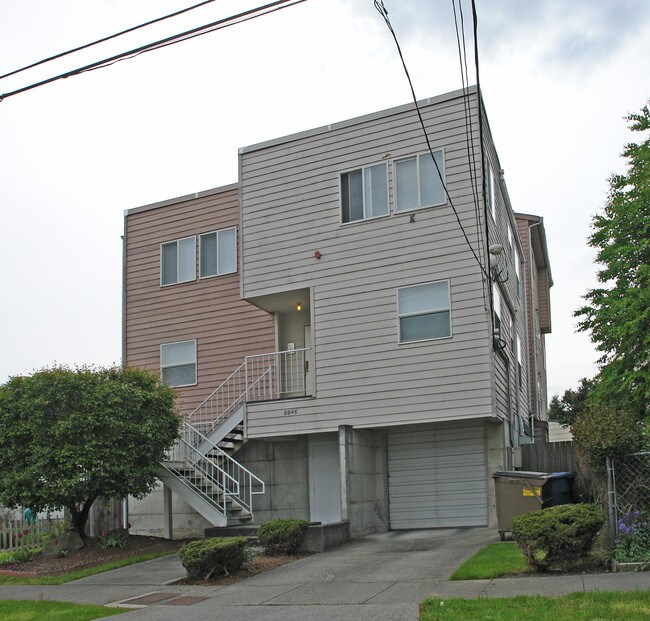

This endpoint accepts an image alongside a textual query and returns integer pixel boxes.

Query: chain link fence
[607,452,650,538]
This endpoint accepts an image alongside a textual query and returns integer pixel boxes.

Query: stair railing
[174,420,265,515]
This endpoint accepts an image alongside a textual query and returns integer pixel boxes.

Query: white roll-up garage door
[388,420,488,529]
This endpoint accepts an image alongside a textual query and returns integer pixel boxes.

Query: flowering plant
[612,510,650,562]
[99,530,126,550]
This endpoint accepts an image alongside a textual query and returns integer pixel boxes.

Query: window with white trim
[341,163,388,223]
[161,236,196,286]
[395,150,445,212]
[516,334,523,389]
[506,220,513,257]
[200,227,237,278]
[493,285,502,333]
[398,280,451,343]
[487,159,496,220]
[161,340,197,387]
[514,251,521,300]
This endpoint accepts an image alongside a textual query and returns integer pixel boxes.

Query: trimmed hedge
[511,503,605,570]
[257,518,310,555]
[179,536,247,579]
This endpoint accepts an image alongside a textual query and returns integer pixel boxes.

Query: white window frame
[160,236,196,287]
[339,162,389,225]
[160,339,197,387]
[199,226,237,279]
[516,334,523,389]
[397,279,452,344]
[394,149,446,213]
[487,159,496,221]
[514,250,521,300]
[492,284,502,333]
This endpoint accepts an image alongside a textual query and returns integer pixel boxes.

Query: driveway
[105,527,497,620]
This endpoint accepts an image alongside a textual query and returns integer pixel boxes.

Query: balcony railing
[188,348,310,434]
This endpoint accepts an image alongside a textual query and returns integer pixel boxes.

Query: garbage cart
[492,470,576,541]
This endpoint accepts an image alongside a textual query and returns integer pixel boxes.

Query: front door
[309,438,342,524]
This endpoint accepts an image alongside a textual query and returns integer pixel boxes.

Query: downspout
[528,219,542,429]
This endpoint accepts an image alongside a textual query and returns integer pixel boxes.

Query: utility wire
[0,0,217,81]
[0,0,306,102]
[451,0,487,309]
[373,0,489,280]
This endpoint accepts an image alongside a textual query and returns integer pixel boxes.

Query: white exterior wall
[240,90,500,438]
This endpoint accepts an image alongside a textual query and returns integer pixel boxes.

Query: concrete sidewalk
[1,529,648,621]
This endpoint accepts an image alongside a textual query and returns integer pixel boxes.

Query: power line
[373,0,489,280]
[0,0,217,81]
[451,0,488,309]
[0,0,306,102]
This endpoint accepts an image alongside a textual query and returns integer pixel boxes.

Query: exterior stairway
[158,348,308,528]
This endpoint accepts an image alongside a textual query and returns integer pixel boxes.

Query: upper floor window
[398,280,451,343]
[395,150,445,212]
[514,251,521,300]
[341,163,388,223]
[506,220,513,257]
[516,334,523,389]
[200,227,237,278]
[161,339,197,387]
[493,285,502,333]
[161,236,196,286]
[487,159,496,220]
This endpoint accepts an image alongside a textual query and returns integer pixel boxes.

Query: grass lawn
[420,591,650,620]
[0,551,174,585]
[450,542,527,580]
[0,600,125,620]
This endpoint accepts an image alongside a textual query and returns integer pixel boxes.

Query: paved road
[1,528,648,620]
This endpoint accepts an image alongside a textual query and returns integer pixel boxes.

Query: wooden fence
[0,516,64,551]
[521,441,578,473]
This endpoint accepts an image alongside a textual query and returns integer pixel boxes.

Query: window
[506,220,513,257]
[492,285,502,333]
[161,340,197,387]
[398,280,451,343]
[341,163,388,223]
[200,227,237,277]
[516,334,523,389]
[514,251,521,300]
[487,159,496,220]
[161,236,195,286]
[395,150,445,212]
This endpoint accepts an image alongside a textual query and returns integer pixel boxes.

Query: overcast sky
[1,0,648,399]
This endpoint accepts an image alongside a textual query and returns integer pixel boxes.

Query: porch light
[296,302,302,312]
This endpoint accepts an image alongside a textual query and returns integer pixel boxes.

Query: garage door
[388,421,488,529]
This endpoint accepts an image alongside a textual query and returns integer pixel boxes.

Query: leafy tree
[548,377,596,427]
[0,366,180,537]
[575,102,650,417]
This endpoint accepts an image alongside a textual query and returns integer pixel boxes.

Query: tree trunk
[69,496,97,538]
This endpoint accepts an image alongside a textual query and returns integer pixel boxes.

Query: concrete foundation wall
[486,419,507,529]
[236,437,310,524]
[340,426,389,539]
[128,482,212,539]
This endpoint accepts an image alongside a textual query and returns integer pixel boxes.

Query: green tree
[0,366,180,537]
[548,377,596,427]
[575,103,650,417]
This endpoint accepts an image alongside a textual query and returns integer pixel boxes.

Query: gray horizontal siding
[240,91,494,437]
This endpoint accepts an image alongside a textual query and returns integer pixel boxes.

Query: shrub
[257,518,310,555]
[0,547,33,565]
[511,503,605,570]
[179,537,247,579]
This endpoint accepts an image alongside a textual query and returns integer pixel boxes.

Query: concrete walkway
[1,529,648,620]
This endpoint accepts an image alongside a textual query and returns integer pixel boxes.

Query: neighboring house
[123,87,552,539]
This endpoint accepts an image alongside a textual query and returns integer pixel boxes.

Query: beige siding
[240,90,496,437]
[123,187,275,416]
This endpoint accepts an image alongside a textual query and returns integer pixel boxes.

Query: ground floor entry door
[309,437,342,524]
[387,421,488,529]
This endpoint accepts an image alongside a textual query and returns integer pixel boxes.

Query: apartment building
[123,87,552,539]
